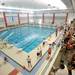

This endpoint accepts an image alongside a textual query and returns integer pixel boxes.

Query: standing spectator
[37,48,40,59]
[39,47,42,57]
[27,55,32,68]
[66,41,73,51]
[4,57,8,64]
[42,41,45,46]
[47,44,52,60]
[52,42,56,48]
[56,27,58,37]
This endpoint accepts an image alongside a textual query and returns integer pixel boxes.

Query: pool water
[0,26,55,53]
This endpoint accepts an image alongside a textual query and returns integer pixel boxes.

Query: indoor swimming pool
[0,26,55,53]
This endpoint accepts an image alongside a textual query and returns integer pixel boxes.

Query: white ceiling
[0,0,48,9]
[62,0,75,10]
[0,0,75,11]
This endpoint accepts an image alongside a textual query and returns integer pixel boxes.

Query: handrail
[36,30,64,75]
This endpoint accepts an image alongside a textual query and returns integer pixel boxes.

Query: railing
[42,46,61,75]
[36,30,64,75]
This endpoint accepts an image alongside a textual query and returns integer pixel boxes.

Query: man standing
[47,44,52,60]
[27,55,32,68]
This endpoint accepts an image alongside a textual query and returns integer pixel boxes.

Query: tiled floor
[0,56,22,75]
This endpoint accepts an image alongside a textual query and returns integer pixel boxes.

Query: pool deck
[0,56,22,75]
[0,30,63,72]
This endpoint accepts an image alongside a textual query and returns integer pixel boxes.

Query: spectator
[37,48,40,59]
[66,41,73,50]
[27,55,32,68]
[46,44,52,60]
[56,28,58,37]
[4,57,8,64]
[42,41,45,46]
[39,48,42,57]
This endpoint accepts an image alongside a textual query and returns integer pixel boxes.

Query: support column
[42,13,44,25]
[18,13,20,25]
[65,13,68,24]
[3,12,7,27]
[27,13,29,24]
[52,13,55,24]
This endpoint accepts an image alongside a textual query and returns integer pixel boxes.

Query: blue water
[0,26,55,53]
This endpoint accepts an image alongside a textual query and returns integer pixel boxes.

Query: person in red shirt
[47,44,52,60]
[66,41,73,50]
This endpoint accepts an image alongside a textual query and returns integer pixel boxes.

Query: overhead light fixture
[48,4,51,6]
[1,2,5,5]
